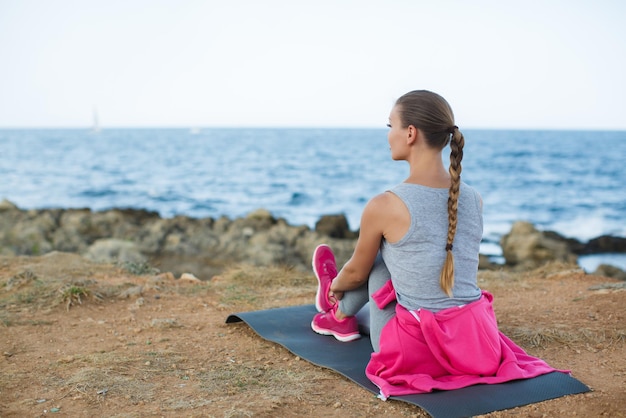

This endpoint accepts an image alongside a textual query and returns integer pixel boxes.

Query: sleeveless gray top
[381,182,483,312]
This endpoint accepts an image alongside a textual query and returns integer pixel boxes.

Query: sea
[1,128,625,272]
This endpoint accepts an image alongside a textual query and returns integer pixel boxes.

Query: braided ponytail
[439,127,464,296]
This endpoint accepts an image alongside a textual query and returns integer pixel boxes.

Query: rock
[593,264,626,281]
[119,285,143,298]
[84,238,146,263]
[179,272,201,282]
[246,208,275,222]
[582,235,626,254]
[150,318,181,328]
[153,272,175,282]
[18,204,626,275]
[52,209,96,253]
[4,210,56,255]
[0,205,356,272]
[478,254,498,270]
[500,221,578,269]
[543,230,585,253]
[0,199,18,211]
[315,214,355,239]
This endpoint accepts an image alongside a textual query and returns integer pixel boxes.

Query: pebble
[180,273,201,282]
[119,285,143,298]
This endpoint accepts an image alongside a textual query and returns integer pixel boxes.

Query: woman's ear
[407,125,418,145]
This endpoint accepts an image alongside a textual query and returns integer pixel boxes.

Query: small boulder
[500,221,578,269]
[315,214,355,239]
[0,199,18,211]
[84,238,146,264]
[179,272,201,282]
[246,208,274,221]
[593,264,626,281]
[583,235,626,254]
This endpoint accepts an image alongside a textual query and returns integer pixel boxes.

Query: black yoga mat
[226,304,589,418]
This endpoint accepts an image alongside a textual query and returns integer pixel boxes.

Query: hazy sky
[1,0,624,129]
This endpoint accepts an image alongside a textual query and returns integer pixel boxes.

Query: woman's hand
[323,192,390,301]
[329,289,344,302]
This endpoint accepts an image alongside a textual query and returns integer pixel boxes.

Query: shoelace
[323,262,338,306]
[322,262,337,280]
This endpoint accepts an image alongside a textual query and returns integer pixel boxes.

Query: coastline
[1,199,625,279]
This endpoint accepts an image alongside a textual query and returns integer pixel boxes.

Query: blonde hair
[395,90,465,297]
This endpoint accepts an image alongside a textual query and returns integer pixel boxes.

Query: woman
[311,90,560,398]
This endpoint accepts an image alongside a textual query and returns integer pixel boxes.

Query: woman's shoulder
[367,190,400,210]
[362,191,407,218]
[460,182,482,196]
[460,182,483,210]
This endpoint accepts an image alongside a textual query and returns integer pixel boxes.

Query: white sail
[91,106,101,134]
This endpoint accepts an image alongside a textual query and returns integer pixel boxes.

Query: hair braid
[439,129,464,296]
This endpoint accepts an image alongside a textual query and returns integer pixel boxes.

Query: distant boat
[91,107,101,134]
[189,127,201,135]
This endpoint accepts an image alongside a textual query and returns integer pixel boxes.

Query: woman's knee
[368,254,391,295]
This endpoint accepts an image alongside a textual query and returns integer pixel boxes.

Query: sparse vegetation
[0,253,624,416]
[117,260,160,276]
[500,326,626,349]
[58,284,100,310]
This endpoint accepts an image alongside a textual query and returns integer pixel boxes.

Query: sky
[0,0,624,130]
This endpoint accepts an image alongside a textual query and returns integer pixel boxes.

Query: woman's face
[387,105,409,160]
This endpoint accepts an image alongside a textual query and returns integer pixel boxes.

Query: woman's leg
[366,254,396,352]
[337,283,368,316]
[337,253,396,351]
[312,247,395,345]
[311,244,363,342]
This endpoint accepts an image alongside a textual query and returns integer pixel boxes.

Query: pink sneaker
[312,244,338,313]
[311,307,360,342]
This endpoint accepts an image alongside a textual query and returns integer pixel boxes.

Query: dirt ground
[0,252,624,417]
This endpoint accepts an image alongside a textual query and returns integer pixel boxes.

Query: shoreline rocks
[1,200,625,278]
[500,221,579,270]
[0,201,358,278]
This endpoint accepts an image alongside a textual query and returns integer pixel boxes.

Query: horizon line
[0,125,625,132]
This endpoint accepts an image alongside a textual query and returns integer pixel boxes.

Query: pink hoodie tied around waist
[365,281,567,399]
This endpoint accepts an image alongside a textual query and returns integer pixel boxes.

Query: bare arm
[330,193,390,296]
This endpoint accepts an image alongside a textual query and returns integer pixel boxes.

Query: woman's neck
[405,152,450,188]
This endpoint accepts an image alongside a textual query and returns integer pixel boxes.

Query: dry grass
[500,326,626,349]
[211,264,316,310]
[0,269,105,315]
[62,367,155,405]
[217,264,311,288]
[44,349,193,406]
[2,253,624,417]
[0,255,165,323]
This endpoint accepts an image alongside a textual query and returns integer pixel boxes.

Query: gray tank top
[381,182,483,312]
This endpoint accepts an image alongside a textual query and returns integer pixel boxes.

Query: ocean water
[1,128,625,270]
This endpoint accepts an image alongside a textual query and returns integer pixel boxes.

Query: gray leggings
[338,254,396,352]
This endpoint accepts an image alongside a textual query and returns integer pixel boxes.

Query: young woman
[311,90,560,398]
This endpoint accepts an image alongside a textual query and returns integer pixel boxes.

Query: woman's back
[381,182,483,312]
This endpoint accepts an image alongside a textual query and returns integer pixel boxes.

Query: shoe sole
[312,244,335,313]
[311,320,361,342]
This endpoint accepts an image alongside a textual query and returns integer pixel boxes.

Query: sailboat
[91,106,101,134]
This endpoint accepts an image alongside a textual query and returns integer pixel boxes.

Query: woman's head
[394,90,465,297]
[394,90,455,151]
